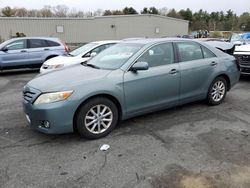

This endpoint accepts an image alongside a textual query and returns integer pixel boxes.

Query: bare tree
[53,5,68,17]
[27,9,40,17]
[40,5,53,17]
[14,8,28,17]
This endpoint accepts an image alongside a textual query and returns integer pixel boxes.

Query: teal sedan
[23,38,240,139]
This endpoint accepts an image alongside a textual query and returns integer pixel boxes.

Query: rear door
[175,41,218,103]
[28,39,49,65]
[0,39,29,68]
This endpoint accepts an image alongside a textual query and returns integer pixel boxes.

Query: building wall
[0,15,189,43]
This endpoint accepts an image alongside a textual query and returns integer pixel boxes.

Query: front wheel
[75,97,118,139]
[207,77,227,105]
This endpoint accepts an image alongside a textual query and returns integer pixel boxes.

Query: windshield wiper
[68,53,74,57]
[82,62,100,69]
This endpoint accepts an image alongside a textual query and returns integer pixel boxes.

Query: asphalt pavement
[1,70,250,188]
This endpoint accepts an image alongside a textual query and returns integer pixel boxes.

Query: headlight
[34,91,73,105]
[44,64,64,69]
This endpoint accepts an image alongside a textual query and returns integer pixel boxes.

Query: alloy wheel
[84,104,113,134]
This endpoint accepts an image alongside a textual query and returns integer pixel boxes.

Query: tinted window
[29,39,48,48]
[137,43,174,67]
[202,46,216,58]
[177,42,203,62]
[6,40,26,50]
[46,40,60,47]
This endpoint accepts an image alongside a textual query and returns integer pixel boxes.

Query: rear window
[46,40,60,47]
[29,39,48,48]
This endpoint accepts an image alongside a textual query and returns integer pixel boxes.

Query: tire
[207,77,227,105]
[76,97,119,139]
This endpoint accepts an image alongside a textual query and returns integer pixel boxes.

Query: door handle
[169,69,178,74]
[44,48,50,51]
[210,61,218,66]
[20,50,27,53]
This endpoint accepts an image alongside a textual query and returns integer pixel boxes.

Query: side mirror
[1,47,8,52]
[130,62,149,72]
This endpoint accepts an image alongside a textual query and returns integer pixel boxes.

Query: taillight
[60,39,69,53]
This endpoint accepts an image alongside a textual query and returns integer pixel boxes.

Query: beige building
[0,14,189,44]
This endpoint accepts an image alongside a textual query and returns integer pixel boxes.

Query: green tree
[141,7,149,14]
[122,7,138,14]
[238,12,250,31]
[103,10,112,16]
[167,9,182,19]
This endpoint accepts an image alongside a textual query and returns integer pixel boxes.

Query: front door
[123,42,180,116]
[0,39,29,68]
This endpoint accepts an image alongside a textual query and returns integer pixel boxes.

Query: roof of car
[91,40,120,45]
[121,37,195,45]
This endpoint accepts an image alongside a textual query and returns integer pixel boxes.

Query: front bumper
[23,99,77,134]
[234,54,250,75]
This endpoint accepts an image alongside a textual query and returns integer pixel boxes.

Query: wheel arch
[45,54,58,61]
[216,73,231,91]
[73,93,123,133]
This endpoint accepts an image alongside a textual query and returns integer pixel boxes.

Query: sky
[0,0,249,15]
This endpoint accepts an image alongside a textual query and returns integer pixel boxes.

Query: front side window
[176,42,203,62]
[137,43,174,67]
[86,43,143,70]
[5,40,26,50]
[29,39,48,48]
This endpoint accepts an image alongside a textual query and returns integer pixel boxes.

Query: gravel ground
[0,70,250,188]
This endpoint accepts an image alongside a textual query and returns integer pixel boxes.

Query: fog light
[41,120,50,128]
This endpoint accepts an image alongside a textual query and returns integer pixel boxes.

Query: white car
[40,40,119,73]
[234,44,250,75]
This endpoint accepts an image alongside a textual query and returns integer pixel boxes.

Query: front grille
[235,54,250,66]
[23,86,41,104]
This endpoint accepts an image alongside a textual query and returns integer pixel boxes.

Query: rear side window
[29,39,48,48]
[176,42,203,62]
[46,40,60,47]
[202,46,216,58]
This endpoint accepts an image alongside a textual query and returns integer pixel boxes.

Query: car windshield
[69,43,98,56]
[86,43,144,70]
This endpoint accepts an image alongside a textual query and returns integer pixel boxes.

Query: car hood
[44,56,88,66]
[27,64,112,92]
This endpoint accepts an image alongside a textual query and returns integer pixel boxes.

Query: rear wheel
[76,97,118,139]
[207,77,227,105]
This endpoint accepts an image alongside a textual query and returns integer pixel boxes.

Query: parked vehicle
[23,38,240,139]
[40,40,119,74]
[234,44,250,75]
[229,33,246,46]
[197,38,235,55]
[0,37,69,71]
